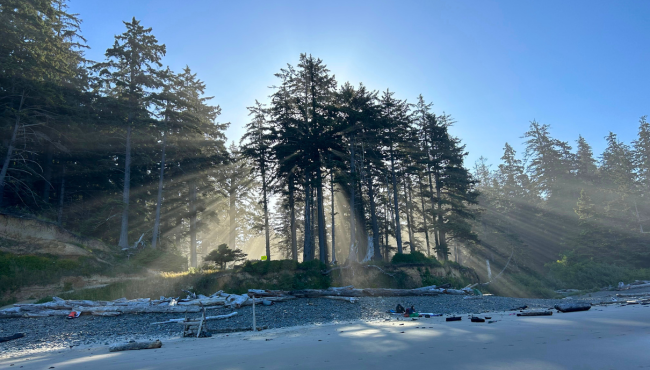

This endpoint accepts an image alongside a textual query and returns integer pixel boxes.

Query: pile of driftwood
[617,280,650,291]
[0,284,473,319]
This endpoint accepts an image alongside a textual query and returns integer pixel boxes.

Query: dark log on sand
[0,333,25,342]
[109,340,162,352]
[248,289,290,297]
[517,311,553,316]
[555,303,591,313]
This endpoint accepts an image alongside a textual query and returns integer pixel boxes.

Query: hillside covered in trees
[2,0,649,296]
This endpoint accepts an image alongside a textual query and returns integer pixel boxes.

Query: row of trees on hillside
[1,1,263,267]
[473,119,650,274]
[1,2,482,268]
[242,54,479,263]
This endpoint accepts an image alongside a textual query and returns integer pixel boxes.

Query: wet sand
[1,304,649,370]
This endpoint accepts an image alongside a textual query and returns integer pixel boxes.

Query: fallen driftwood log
[289,288,365,298]
[517,311,553,316]
[109,340,162,352]
[84,305,201,314]
[1,283,474,319]
[92,311,121,317]
[362,288,441,296]
[224,294,249,308]
[248,289,290,297]
[151,312,238,325]
[616,292,650,298]
[617,281,650,291]
[0,333,25,343]
[235,296,296,307]
[176,297,227,306]
[322,296,359,303]
[22,310,70,318]
[555,302,591,312]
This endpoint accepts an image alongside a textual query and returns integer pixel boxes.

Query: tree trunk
[262,165,271,261]
[390,147,403,254]
[435,171,447,261]
[57,166,65,226]
[189,180,198,268]
[367,173,381,260]
[403,179,415,253]
[118,122,132,249]
[303,174,312,261]
[316,165,328,263]
[384,187,390,261]
[310,185,316,259]
[43,144,53,202]
[356,170,368,258]
[229,187,236,250]
[0,91,25,207]
[418,175,431,256]
[330,169,336,264]
[427,170,439,252]
[289,175,297,261]
[175,217,182,248]
[151,126,167,250]
[349,139,356,262]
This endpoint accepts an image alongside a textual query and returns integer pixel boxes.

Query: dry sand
[1,304,649,370]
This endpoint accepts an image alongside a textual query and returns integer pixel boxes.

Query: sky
[68,0,650,168]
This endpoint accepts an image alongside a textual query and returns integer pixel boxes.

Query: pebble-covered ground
[0,295,598,358]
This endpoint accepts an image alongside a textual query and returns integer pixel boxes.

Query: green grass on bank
[0,248,187,304]
[546,256,650,290]
[390,251,441,266]
[0,252,100,295]
[32,259,475,302]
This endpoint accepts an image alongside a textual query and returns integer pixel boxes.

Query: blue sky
[69,0,650,168]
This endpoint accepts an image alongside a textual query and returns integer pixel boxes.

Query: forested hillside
[2,1,648,296]
[470,121,650,292]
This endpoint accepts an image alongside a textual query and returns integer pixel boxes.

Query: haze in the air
[69,0,650,165]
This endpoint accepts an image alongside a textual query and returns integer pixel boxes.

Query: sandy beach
[1,303,648,370]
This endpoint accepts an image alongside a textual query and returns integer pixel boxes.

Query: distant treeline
[473,119,650,273]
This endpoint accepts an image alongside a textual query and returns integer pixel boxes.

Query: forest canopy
[1,1,649,292]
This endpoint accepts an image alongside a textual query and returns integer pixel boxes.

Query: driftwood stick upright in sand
[109,340,162,352]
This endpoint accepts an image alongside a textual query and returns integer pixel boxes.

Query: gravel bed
[0,295,594,358]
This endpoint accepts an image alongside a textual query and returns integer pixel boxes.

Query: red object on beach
[67,311,80,319]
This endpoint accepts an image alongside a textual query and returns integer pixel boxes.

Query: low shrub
[0,252,101,295]
[391,251,441,266]
[547,255,650,290]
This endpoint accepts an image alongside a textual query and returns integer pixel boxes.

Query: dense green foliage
[547,256,650,290]
[473,119,650,292]
[204,244,247,269]
[391,251,440,266]
[195,260,330,294]
[0,252,95,294]
[119,249,188,273]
